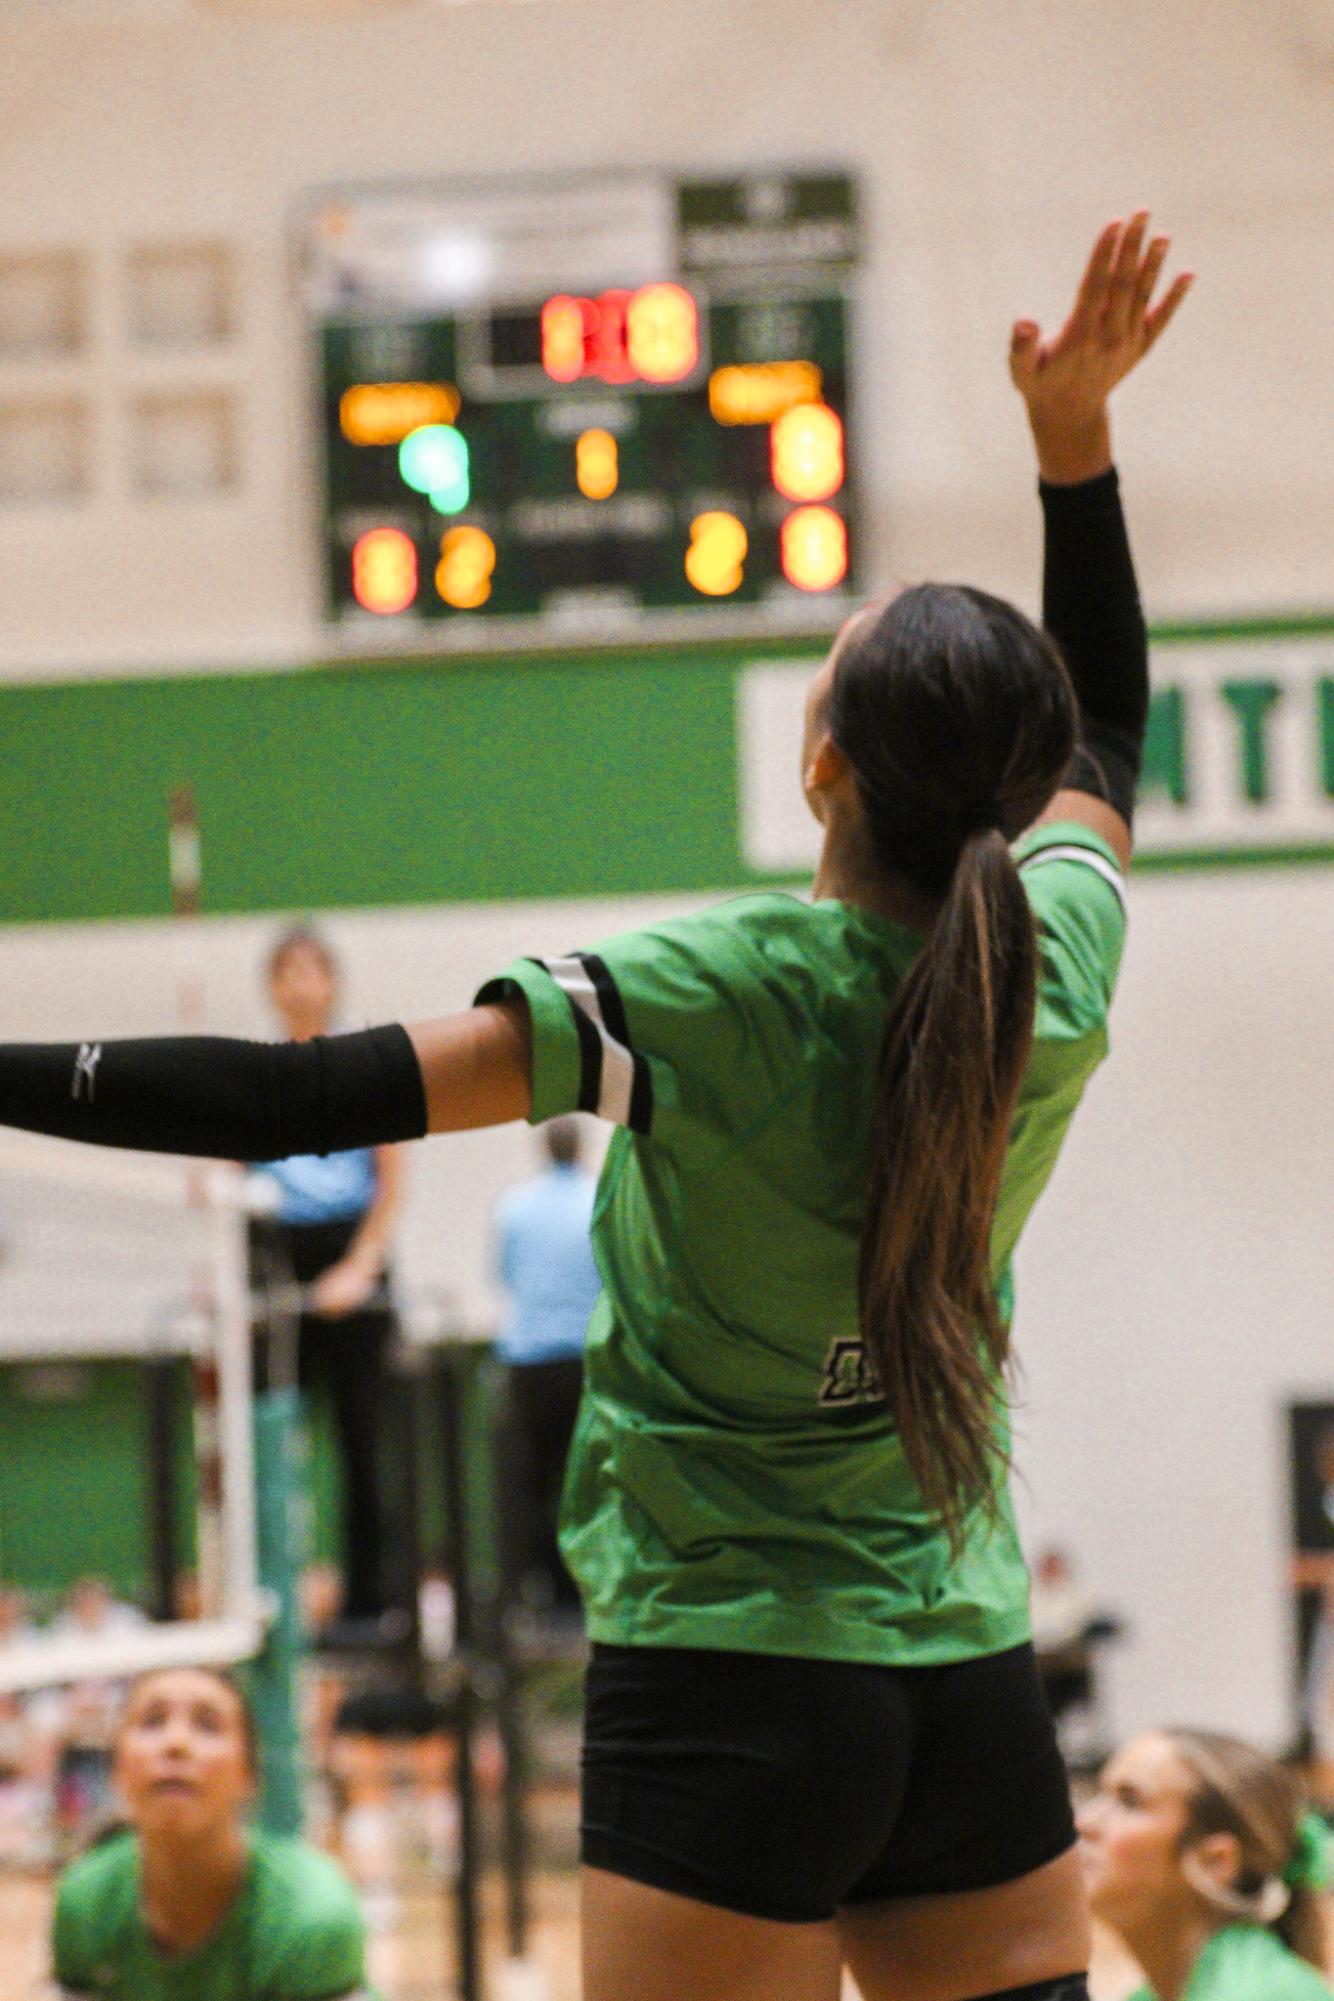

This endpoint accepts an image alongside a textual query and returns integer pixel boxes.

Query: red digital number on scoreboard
[541,283,699,387]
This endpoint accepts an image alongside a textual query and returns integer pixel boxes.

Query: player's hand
[1009,211,1194,484]
[309,1253,378,1318]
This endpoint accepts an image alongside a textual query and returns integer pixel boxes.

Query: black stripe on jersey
[578,952,654,1136]
[518,956,603,1115]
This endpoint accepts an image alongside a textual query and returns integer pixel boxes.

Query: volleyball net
[0,1128,269,1696]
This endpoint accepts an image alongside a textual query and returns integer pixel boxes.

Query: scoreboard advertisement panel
[305,170,860,644]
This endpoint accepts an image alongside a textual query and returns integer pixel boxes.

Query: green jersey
[477,821,1127,1666]
[53,1828,373,2001]
[1127,1923,1334,2000]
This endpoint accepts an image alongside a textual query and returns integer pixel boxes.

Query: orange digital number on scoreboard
[351,528,418,615]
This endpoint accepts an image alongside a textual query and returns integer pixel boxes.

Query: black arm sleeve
[1040,466,1149,823]
[0,1023,428,1160]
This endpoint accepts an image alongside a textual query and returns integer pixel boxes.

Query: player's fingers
[1072,218,1122,322]
[1107,210,1149,337]
[1143,269,1196,350]
[1008,318,1042,384]
[1131,235,1171,327]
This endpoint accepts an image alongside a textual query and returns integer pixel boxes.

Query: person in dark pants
[493,1117,600,1615]
[249,927,407,1625]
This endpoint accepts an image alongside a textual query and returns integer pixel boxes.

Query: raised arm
[1010,211,1194,865]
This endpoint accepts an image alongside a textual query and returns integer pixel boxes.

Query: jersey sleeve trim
[474,959,583,1124]
[1018,842,1127,915]
[544,954,654,1135]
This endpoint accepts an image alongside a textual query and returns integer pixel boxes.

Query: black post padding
[495,1631,530,1954]
[438,1349,483,2001]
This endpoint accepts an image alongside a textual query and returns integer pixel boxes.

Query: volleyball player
[1079,1729,1333,1999]
[52,1665,376,1999]
[1,211,1192,2000]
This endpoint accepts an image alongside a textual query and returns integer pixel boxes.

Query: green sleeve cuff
[474,958,583,1125]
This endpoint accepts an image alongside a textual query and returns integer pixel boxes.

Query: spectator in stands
[52,1664,374,1999]
[1079,1727,1334,1999]
[0,1585,48,1863]
[32,1577,149,1854]
[1031,1545,1121,1767]
[249,926,407,1626]
[53,1577,147,1646]
[493,1117,601,1615]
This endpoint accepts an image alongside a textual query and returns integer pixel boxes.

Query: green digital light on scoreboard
[308,171,860,639]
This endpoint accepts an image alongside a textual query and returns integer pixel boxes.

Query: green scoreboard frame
[306,170,860,645]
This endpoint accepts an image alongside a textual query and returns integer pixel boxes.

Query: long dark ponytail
[829,584,1077,1542]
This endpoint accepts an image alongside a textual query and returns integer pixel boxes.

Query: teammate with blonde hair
[1079,1728,1333,2000]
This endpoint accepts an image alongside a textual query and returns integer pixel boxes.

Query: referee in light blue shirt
[493,1117,601,1614]
[249,927,407,1627]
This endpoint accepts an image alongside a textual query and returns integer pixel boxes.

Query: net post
[211,1181,260,1622]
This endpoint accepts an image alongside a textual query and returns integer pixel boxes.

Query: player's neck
[1118,1910,1219,2001]
[139,1822,249,1956]
[812,813,939,934]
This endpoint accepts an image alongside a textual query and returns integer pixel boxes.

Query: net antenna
[168,782,230,1620]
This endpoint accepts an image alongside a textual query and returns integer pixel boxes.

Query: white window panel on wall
[0,252,89,360]
[0,399,91,503]
[128,389,239,496]
[124,242,235,348]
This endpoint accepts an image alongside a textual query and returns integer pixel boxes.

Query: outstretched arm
[0,1004,531,1159]
[1010,211,1194,865]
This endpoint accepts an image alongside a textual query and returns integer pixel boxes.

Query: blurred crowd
[0,1577,148,1866]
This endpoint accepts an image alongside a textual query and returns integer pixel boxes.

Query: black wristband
[0,1024,427,1161]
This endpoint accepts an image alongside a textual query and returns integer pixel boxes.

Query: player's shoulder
[53,1831,139,1970]
[633,890,868,971]
[55,1829,138,1917]
[250,1830,363,1920]
[631,891,804,951]
[1014,819,1127,921]
[1202,1924,1334,1998]
[247,1832,367,1987]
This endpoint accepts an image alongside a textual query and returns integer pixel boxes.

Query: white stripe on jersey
[1019,844,1127,915]
[543,956,636,1126]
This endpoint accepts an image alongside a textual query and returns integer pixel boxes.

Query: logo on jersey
[818,1334,884,1408]
[71,1042,102,1104]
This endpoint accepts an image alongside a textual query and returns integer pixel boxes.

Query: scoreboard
[306,170,860,643]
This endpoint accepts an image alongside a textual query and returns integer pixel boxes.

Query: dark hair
[544,1117,582,1167]
[266,924,338,985]
[121,1664,260,1778]
[829,584,1077,1542]
[1167,1729,1325,1968]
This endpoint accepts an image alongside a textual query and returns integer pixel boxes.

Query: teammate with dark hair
[3,213,1191,2001]
[52,1666,375,2000]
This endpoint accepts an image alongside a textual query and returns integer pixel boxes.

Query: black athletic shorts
[581,1640,1075,1923]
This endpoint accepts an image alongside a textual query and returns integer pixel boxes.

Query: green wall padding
[1,642,791,926]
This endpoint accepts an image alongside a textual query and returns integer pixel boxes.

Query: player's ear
[1184,1830,1244,1896]
[802,731,852,817]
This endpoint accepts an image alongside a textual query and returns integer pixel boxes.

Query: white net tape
[0,1131,234,1360]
